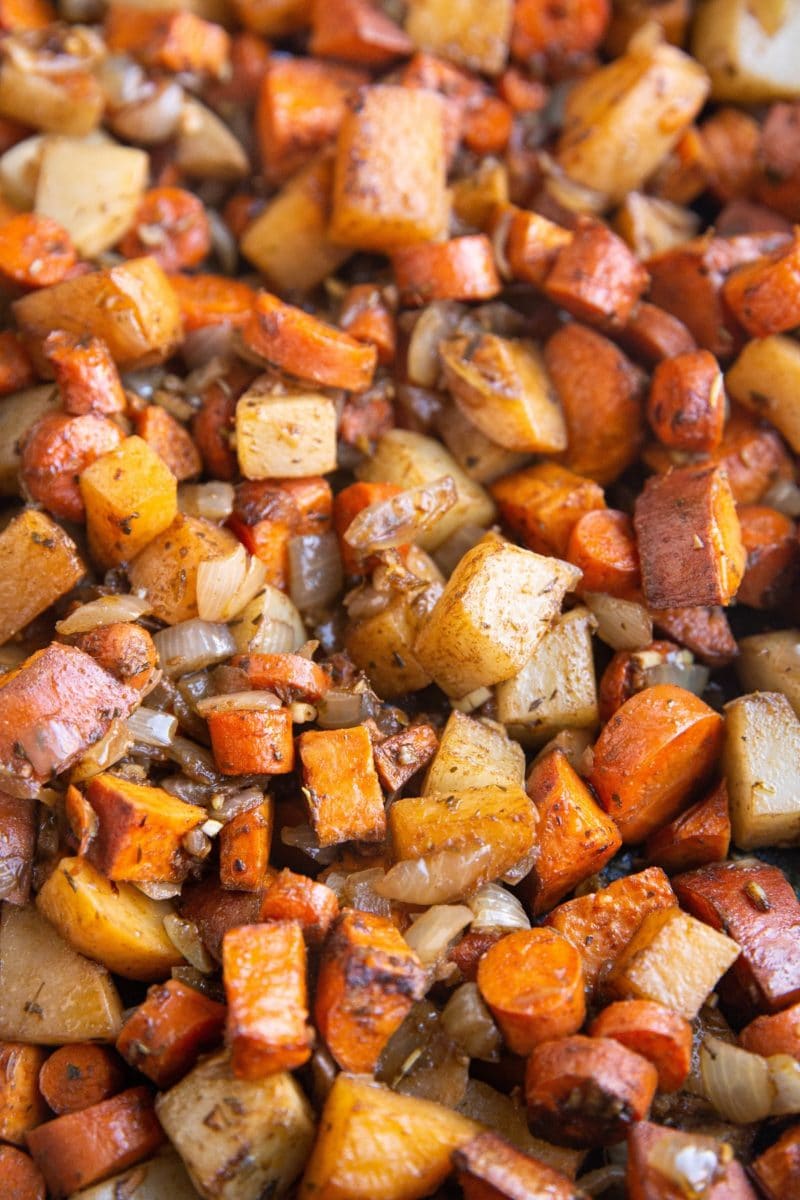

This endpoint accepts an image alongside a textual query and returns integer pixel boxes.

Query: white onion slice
[344,477,458,555]
[468,882,531,932]
[196,690,281,717]
[441,983,501,1061]
[126,706,178,747]
[768,1053,800,1114]
[376,844,493,905]
[163,913,215,974]
[289,533,343,612]
[763,475,800,517]
[700,1036,773,1123]
[407,301,465,387]
[70,720,133,782]
[178,481,235,523]
[584,591,654,651]
[197,545,267,622]
[154,620,236,676]
[56,594,152,635]
[233,586,306,655]
[404,905,473,967]
[341,868,392,918]
[315,689,366,730]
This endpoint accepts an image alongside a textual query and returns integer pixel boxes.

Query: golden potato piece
[405,0,513,75]
[80,435,178,568]
[129,514,239,625]
[0,509,83,646]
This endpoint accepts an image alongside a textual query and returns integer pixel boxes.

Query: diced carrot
[651,605,738,668]
[179,876,264,963]
[228,479,296,586]
[219,799,273,892]
[72,623,157,692]
[589,684,723,844]
[43,331,126,415]
[0,214,76,289]
[740,1001,800,1060]
[206,32,271,107]
[334,480,405,574]
[0,794,35,905]
[512,0,609,61]
[243,291,377,392]
[644,779,731,874]
[723,233,800,337]
[0,331,35,396]
[453,1131,578,1200]
[525,749,622,915]
[134,404,202,482]
[392,235,500,306]
[634,465,745,609]
[673,860,800,1018]
[700,107,760,203]
[566,509,641,599]
[315,908,426,1072]
[310,0,413,65]
[232,652,331,703]
[231,0,312,36]
[169,273,256,332]
[477,928,586,1054]
[544,322,645,484]
[752,1127,800,1200]
[256,55,366,183]
[544,217,649,331]
[545,867,677,994]
[338,284,396,365]
[646,349,726,453]
[0,0,54,30]
[629,1122,759,1200]
[498,67,549,113]
[620,300,698,366]
[588,999,692,1092]
[83,772,204,883]
[297,726,386,845]
[373,724,439,793]
[105,5,231,77]
[501,205,572,287]
[491,462,606,558]
[648,126,712,206]
[25,1087,164,1199]
[116,978,226,1088]
[755,102,800,221]
[462,95,513,156]
[735,504,798,609]
[38,1045,125,1116]
[0,1044,48,1146]
[259,867,339,944]
[19,410,124,523]
[119,187,211,273]
[279,475,334,533]
[207,706,295,776]
[525,1035,657,1147]
[449,930,506,983]
[0,1145,45,1200]
[223,920,313,1078]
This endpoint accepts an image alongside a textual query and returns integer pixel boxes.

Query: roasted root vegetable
[628,1121,758,1200]
[453,1130,580,1200]
[37,1044,125,1116]
[0,510,83,646]
[644,779,732,873]
[219,799,273,891]
[80,436,178,569]
[722,691,800,848]
[259,868,339,944]
[587,1000,692,1092]
[116,978,226,1088]
[0,1042,48,1145]
[0,1145,45,1200]
[298,725,385,846]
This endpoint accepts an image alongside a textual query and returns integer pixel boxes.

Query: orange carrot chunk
[736,504,798,609]
[134,404,202,482]
[207,706,295,776]
[723,232,800,337]
[219,799,273,892]
[620,300,698,366]
[501,205,572,287]
[752,1127,800,1200]
[589,684,724,844]
[298,726,386,846]
[116,978,226,1088]
[453,1130,578,1200]
[0,331,36,396]
[0,1145,46,1200]
[544,217,649,330]
[20,411,124,522]
[740,1000,800,1061]
[38,1045,125,1116]
[119,188,211,273]
[169,273,256,332]
[72,623,158,692]
[309,0,413,65]
[25,1087,164,1199]
[0,1044,48,1146]
[491,462,605,558]
[43,331,126,415]
[392,235,501,306]
[525,1035,657,1148]
[646,349,726,453]
[512,0,609,60]
[232,652,331,703]
[588,999,692,1092]
[259,867,340,945]
[566,509,641,599]
[339,283,396,365]
[223,920,313,1078]
[0,214,76,289]
[644,779,731,874]
[477,928,586,1054]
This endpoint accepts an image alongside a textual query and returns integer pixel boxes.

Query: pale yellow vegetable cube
[129,514,239,625]
[236,378,337,479]
[726,335,800,453]
[414,541,581,698]
[345,589,439,698]
[80,436,178,568]
[424,709,525,794]
[737,630,800,719]
[175,98,249,180]
[692,0,800,102]
[405,0,513,75]
[723,691,800,849]
[0,510,84,646]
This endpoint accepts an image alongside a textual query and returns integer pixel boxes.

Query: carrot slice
[588,999,692,1092]
[38,1045,125,1116]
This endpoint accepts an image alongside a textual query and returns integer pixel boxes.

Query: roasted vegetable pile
[0,1,799,1198]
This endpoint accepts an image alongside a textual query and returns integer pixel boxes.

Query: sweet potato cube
[608,905,740,1019]
[83,773,204,883]
[223,921,313,1079]
[723,234,800,337]
[135,404,201,482]
[546,867,677,994]
[389,786,538,887]
[298,726,386,846]
[259,868,339,945]
[329,85,449,252]
[0,794,35,905]
[0,509,83,646]
[414,540,580,698]
[105,5,231,77]
[116,979,226,1088]
[674,859,800,1017]
[544,217,649,330]
[374,724,439,793]
[235,376,337,480]
[219,799,273,892]
[231,0,312,35]
[645,780,731,873]
[525,749,622,915]
[453,1130,579,1200]
[80,435,177,568]
[424,710,523,794]
[491,462,606,558]
[315,909,426,1072]
[298,1074,479,1200]
[208,707,295,776]
[0,1042,48,1145]
[722,691,800,849]
[588,999,692,1092]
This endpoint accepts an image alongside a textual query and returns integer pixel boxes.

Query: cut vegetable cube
[235,376,337,480]
[80,435,177,568]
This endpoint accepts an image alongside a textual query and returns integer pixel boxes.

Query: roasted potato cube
[298,726,386,846]
[405,0,513,74]
[414,540,581,698]
[298,1074,479,1200]
[345,589,438,697]
[0,62,103,137]
[0,509,83,646]
[726,333,800,453]
[128,514,239,625]
[80,435,178,568]
[737,630,800,718]
[64,1150,200,1200]
[13,257,182,369]
[423,709,524,794]
[722,691,800,848]
[0,384,59,496]
[692,0,800,102]
[36,856,184,981]
[156,1050,315,1200]
[330,85,449,252]
[175,97,249,180]
[0,904,122,1045]
[235,376,337,480]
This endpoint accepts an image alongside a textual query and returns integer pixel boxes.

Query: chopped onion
[290,701,317,724]
[233,585,306,655]
[70,720,133,782]
[165,737,220,786]
[136,881,182,901]
[468,882,531,932]
[646,1130,729,1197]
[178,481,235,523]
[126,706,178,747]
[207,786,265,822]
[432,523,488,577]
[197,545,267,622]
[109,79,184,145]
[281,823,339,865]
[196,690,281,716]
[182,827,212,860]
[377,1001,439,1086]
[154,620,236,676]
[344,478,457,555]
[163,913,215,974]
[394,1025,469,1108]
[407,301,465,387]
[376,844,493,905]
[441,983,501,1061]
[768,1053,800,1114]
[56,594,152,635]
[341,868,392,917]
[700,1036,773,1123]
[576,1165,628,1196]
[763,475,800,518]
[289,533,343,612]
[404,905,473,967]
[584,591,654,651]
[208,208,239,276]
[182,324,236,371]
[316,689,365,730]
[644,661,710,696]
[451,686,493,714]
